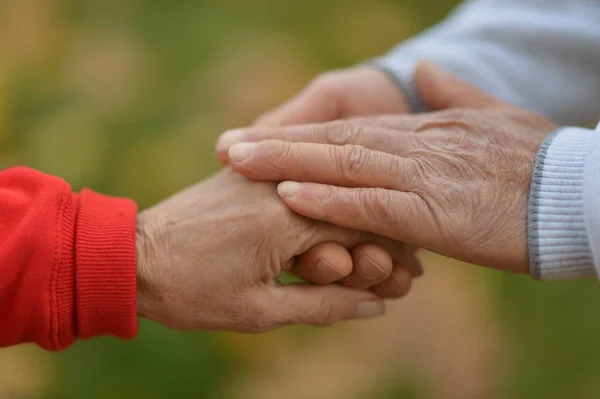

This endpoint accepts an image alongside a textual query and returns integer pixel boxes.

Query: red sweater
[0,167,138,350]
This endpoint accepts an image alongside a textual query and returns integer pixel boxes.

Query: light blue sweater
[373,0,600,279]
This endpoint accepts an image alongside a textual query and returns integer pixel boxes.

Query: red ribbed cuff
[75,189,138,341]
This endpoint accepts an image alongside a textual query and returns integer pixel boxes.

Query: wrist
[136,212,155,320]
[135,209,171,323]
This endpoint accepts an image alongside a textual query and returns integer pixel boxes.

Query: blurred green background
[1,0,600,398]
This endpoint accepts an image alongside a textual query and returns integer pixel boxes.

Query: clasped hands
[136,63,557,333]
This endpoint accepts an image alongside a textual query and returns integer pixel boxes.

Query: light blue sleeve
[529,123,600,280]
[373,0,600,126]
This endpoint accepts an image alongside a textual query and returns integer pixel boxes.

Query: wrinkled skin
[218,65,559,273]
[217,66,416,292]
[135,169,415,333]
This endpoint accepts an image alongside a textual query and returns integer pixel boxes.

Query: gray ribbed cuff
[368,61,429,114]
[528,128,597,280]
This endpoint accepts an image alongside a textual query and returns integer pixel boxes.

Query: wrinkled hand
[135,169,416,333]
[218,65,417,298]
[252,66,409,127]
[218,67,558,273]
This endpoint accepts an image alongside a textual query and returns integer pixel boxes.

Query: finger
[406,249,424,277]
[228,141,418,190]
[341,244,393,289]
[294,242,353,284]
[277,182,433,249]
[258,284,385,328]
[340,235,422,278]
[216,120,404,162]
[371,264,414,299]
[346,114,428,132]
[289,202,414,278]
[415,61,504,110]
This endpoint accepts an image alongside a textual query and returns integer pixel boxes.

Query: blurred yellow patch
[114,134,205,204]
[202,31,316,123]
[216,330,287,366]
[0,66,7,141]
[324,1,414,61]
[63,31,154,117]
[0,346,55,398]
[0,0,66,73]
[24,109,108,187]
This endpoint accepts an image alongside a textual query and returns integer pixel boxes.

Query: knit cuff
[367,60,429,114]
[528,128,597,280]
[369,61,429,114]
[75,189,138,340]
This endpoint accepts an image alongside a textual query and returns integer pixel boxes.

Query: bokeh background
[1,0,600,398]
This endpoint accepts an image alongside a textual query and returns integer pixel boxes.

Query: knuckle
[325,120,361,145]
[319,184,338,208]
[345,145,369,171]
[273,140,296,168]
[336,145,371,181]
[314,300,341,326]
[358,188,392,223]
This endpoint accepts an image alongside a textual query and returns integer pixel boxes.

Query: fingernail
[357,300,385,318]
[316,258,339,278]
[278,181,302,198]
[229,142,256,163]
[217,129,247,152]
[358,255,385,280]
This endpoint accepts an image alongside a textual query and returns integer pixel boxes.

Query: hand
[217,65,418,296]
[251,66,409,128]
[217,66,558,273]
[135,169,416,333]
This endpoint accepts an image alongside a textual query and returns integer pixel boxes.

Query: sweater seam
[49,188,69,350]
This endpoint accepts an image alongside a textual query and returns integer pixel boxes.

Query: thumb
[415,61,503,110]
[253,86,342,127]
[261,284,385,327]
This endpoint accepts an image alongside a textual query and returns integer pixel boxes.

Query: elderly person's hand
[135,168,416,333]
[217,68,559,273]
[217,65,433,303]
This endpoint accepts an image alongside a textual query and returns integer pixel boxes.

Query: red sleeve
[0,166,138,350]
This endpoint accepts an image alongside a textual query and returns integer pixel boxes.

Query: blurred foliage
[2,0,600,398]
